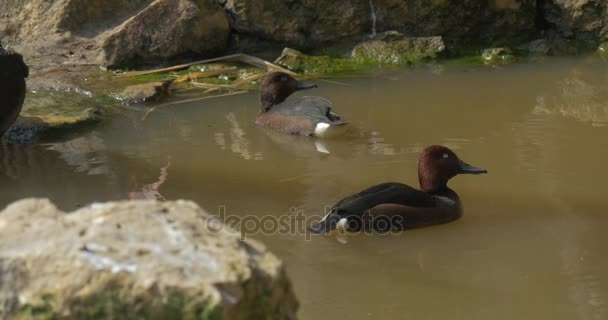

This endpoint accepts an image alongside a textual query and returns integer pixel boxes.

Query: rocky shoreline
[1,1,606,144]
[1,0,606,70]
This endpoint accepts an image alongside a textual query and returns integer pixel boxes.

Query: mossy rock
[3,90,113,143]
[481,47,516,65]
[15,287,223,320]
[351,32,446,65]
[598,42,608,57]
[111,80,173,105]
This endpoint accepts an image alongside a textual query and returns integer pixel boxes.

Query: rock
[352,32,445,64]
[0,43,28,137]
[112,80,174,105]
[274,48,313,71]
[542,0,608,44]
[3,86,109,144]
[527,39,552,55]
[224,0,371,49]
[101,0,230,68]
[0,0,230,69]
[224,0,536,51]
[0,199,298,319]
[481,47,516,64]
[4,108,104,143]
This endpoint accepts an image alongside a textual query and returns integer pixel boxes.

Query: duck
[310,145,487,234]
[256,72,348,137]
[0,43,28,137]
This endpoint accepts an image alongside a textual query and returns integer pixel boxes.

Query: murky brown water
[2,56,608,319]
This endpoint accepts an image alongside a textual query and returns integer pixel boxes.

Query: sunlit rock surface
[0,199,298,320]
[0,0,230,69]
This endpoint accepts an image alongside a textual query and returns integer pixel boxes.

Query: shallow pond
[2,56,608,319]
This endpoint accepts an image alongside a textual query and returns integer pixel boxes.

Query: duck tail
[309,211,342,234]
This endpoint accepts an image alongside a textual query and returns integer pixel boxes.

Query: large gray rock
[0,199,298,319]
[0,43,28,137]
[0,0,230,69]
[101,0,230,68]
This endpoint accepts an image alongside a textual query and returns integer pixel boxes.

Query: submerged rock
[3,86,108,143]
[0,43,28,137]
[0,199,298,320]
[4,108,104,143]
[352,31,445,64]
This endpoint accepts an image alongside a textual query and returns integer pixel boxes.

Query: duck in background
[310,145,487,234]
[0,42,29,137]
[256,72,348,137]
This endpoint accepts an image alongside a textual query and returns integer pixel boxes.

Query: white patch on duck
[336,218,349,230]
[314,122,331,137]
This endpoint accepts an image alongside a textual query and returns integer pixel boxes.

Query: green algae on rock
[0,199,298,320]
[274,48,370,75]
[3,90,109,143]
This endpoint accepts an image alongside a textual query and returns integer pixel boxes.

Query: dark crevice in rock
[535,0,552,32]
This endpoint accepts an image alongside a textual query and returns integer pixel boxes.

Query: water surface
[2,57,608,319]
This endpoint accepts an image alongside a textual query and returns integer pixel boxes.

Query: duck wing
[310,182,437,233]
[270,96,347,125]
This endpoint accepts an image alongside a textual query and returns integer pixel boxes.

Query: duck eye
[442,153,449,159]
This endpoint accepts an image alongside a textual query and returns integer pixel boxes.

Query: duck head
[260,72,317,112]
[418,145,487,193]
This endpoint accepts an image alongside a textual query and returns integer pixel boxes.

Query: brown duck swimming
[0,43,28,137]
[256,72,348,137]
[310,145,487,233]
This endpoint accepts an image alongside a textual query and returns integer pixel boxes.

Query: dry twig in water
[115,54,296,78]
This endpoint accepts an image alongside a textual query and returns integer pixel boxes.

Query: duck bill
[295,81,318,91]
[459,161,488,175]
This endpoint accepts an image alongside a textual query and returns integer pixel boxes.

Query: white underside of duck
[314,122,331,137]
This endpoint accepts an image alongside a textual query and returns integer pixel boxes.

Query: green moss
[275,49,376,75]
[15,289,223,320]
